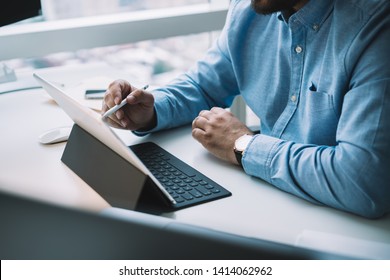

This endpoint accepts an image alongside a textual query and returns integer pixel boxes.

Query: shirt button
[291,95,297,102]
[295,45,303,54]
[312,24,319,31]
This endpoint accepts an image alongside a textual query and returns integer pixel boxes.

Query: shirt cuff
[242,134,282,183]
[132,90,169,136]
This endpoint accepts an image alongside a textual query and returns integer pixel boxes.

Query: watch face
[235,134,253,152]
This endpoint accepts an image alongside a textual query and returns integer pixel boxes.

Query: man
[102,0,390,218]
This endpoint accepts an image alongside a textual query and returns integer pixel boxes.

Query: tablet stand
[61,124,166,212]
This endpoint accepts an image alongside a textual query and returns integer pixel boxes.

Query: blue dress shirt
[142,0,390,218]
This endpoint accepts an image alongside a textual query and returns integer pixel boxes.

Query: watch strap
[235,150,243,167]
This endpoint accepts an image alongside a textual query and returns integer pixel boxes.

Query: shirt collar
[277,0,334,31]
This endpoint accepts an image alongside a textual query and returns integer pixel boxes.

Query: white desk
[1,64,390,259]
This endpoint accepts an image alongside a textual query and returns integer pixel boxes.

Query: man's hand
[192,107,253,165]
[102,79,156,131]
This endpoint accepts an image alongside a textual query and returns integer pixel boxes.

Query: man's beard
[251,0,301,15]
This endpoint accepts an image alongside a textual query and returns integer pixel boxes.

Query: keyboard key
[181,193,194,200]
[195,186,212,196]
[189,190,203,198]
[192,176,204,182]
[168,159,197,177]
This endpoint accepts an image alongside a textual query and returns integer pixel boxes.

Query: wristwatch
[234,134,253,167]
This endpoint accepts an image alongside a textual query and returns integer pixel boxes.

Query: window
[1,0,228,86]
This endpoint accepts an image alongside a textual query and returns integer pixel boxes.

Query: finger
[101,101,109,114]
[126,88,154,107]
[192,127,206,142]
[115,109,124,120]
[102,80,130,112]
[102,89,116,110]
[192,116,208,131]
[101,98,125,127]
[106,109,131,129]
[192,116,199,130]
[103,80,133,121]
[108,112,124,128]
[101,100,121,125]
[210,107,226,114]
[198,110,212,120]
[111,79,134,103]
[103,80,132,114]
[104,114,125,129]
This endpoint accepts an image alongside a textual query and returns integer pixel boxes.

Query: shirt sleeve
[243,5,390,218]
[136,1,241,134]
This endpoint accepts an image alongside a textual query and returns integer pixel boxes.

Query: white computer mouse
[38,126,72,144]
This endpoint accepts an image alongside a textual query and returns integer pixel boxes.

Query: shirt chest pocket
[298,87,339,145]
[305,89,337,115]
